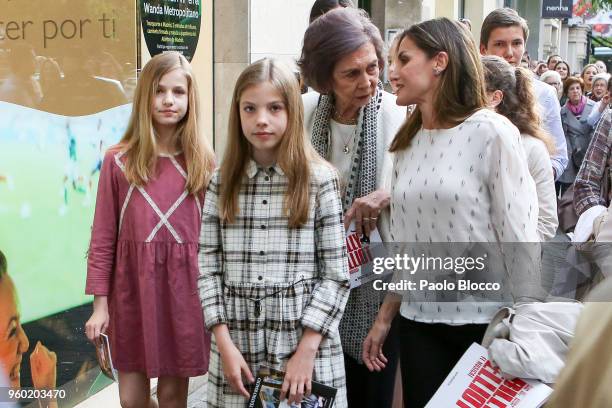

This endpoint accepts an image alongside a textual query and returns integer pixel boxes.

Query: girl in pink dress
[85,52,215,407]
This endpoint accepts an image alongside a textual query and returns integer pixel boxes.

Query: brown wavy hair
[119,52,215,194]
[563,76,585,95]
[482,55,554,154]
[220,58,323,228]
[389,18,487,152]
[299,7,384,94]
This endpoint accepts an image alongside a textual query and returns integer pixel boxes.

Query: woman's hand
[280,328,321,405]
[213,324,254,398]
[362,319,391,372]
[344,189,390,236]
[85,296,109,342]
[30,341,57,389]
[362,296,400,372]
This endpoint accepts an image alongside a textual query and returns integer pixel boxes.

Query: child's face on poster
[0,275,30,388]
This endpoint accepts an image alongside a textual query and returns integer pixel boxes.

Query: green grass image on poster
[0,103,131,323]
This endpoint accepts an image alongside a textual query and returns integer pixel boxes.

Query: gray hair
[540,70,561,84]
[298,7,384,94]
[592,72,611,87]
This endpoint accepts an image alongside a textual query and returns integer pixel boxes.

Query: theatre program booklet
[345,222,389,288]
[95,333,118,381]
[425,343,553,408]
[247,366,337,408]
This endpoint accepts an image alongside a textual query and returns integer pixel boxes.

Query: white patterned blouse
[390,109,540,325]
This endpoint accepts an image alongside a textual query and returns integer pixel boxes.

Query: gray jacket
[559,98,597,184]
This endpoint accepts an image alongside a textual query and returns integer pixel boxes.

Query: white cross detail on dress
[114,152,199,244]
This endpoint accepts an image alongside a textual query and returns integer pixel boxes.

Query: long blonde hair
[389,18,487,152]
[119,52,214,193]
[220,58,321,228]
[482,55,555,154]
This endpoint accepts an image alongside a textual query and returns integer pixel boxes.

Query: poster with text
[0,0,136,405]
[140,0,202,61]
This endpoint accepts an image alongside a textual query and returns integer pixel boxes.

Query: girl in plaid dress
[198,58,351,407]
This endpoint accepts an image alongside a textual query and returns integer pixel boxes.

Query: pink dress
[86,148,210,378]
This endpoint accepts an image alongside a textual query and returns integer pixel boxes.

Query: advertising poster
[0,0,136,405]
[140,0,202,61]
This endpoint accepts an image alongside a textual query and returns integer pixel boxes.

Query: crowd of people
[525,53,610,235]
[76,2,612,408]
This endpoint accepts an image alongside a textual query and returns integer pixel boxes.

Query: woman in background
[582,64,598,96]
[541,70,563,102]
[482,55,557,241]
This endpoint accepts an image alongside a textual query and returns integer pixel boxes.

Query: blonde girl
[198,58,350,408]
[582,63,598,94]
[85,51,215,408]
[482,55,558,241]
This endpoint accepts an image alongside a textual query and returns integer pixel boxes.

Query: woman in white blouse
[361,18,540,407]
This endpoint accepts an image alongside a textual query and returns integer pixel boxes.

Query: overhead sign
[542,0,573,19]
[140,0,201,61]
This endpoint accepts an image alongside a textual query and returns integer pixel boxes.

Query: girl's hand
[30,341,57,389]
[280,347,316,405]
[362,319,391,372]
[280,328,321,405]
[344,189,390,236]
[85,296,109,342]
[217,340,254,398]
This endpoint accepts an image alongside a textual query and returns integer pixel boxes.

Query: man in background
[480,8,568,179]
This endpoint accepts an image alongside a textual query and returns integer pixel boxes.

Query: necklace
[342,141,351,155]
[333,120,358,154]
[332,106,358,125]
[332,106,359,154]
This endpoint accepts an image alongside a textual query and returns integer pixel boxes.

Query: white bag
[482,301,583,384]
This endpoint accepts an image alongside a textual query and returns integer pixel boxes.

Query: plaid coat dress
[198,160,350,408]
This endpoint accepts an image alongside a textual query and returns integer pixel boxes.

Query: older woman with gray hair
[585,73,611,128]
[540,70,563,101]
[588,72,610,102]
[298,7,405,408]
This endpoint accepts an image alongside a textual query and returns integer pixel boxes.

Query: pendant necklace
[339,123,359,154]
[332,107,360,155]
